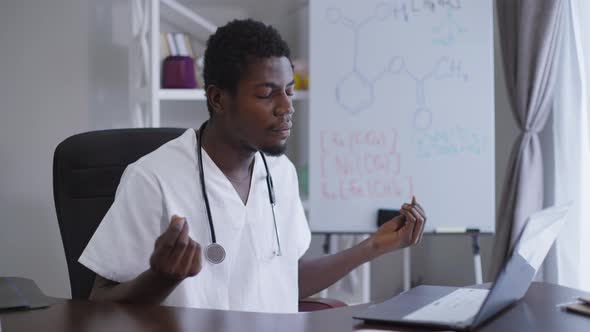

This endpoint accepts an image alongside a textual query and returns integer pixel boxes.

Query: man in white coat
[79,19,426,313]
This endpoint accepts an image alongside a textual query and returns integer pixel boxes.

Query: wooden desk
[1,282,588,331]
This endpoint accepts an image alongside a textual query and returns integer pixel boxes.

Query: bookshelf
[129,0,215,127]
[129,0,309,128]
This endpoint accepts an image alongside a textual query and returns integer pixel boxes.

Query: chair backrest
[53,128,185,299]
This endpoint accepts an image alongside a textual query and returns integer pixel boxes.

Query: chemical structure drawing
[388,55,468,130]
[326,3,468,130]
[432,8,466,46]
[326,3,400,115]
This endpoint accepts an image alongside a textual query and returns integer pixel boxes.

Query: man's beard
[261,142,287,157]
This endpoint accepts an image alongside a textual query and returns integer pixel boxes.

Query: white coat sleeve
[78,164,166,283]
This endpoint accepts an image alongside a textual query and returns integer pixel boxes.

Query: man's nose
[274,93,295,117]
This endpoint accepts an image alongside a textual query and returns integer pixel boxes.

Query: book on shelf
[174,32,190,57]
[184,34,196,59]
[161,32,196,59]
[160,32,171,60]
[166,32,179,56]
[195,55,205,88]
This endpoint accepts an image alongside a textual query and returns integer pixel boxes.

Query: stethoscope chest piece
[205,243,226,264]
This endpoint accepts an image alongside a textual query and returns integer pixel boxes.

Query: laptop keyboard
[403,288,490,323]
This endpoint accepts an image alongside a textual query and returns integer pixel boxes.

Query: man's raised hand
[149,215,202,281]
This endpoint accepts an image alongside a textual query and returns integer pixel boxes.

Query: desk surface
[1,282,588,332]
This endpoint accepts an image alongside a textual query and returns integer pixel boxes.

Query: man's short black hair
[203,19,291,114]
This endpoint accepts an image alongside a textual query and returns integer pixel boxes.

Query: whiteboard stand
[360,234,371,303]
[317,231,485,298]
[471,231,483,284]
[319,234,331,298]
[402,248,411,291]
[318,233,372,302]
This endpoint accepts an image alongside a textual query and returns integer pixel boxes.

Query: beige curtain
[491,0,567,278]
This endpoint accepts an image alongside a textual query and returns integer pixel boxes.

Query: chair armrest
[298,297,347,312]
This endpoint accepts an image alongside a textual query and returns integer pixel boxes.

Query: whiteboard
[309,0,494,233]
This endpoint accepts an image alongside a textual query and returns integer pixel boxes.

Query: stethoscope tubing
[196,121,282,258]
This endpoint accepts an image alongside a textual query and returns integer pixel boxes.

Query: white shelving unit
[129,0,308,128]
[158,89,207,101]
[129,0,216,127]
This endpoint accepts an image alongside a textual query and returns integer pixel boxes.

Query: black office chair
[53,128,185,299]
[52,128,346,310]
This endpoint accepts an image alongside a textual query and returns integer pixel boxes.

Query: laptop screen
[472,203,570,326]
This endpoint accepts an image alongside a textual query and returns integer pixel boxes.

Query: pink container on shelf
[161,56,197,89]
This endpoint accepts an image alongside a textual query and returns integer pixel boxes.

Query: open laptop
[354,203,571,331]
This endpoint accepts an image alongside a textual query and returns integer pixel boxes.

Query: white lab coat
[79,129,311,313]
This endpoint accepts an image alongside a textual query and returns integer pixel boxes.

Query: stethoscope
[196,121,282,264]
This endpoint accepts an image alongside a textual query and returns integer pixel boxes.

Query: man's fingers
[188,241,202,276]
[413,212,426,244]
[390,216,406,231]
[399,208,415,243]
[176,220,190,248]
[409,198,427,243]
[416,206,426,243]
[402,204,420,220]
[169,221,190,269]
[151,216,186,272]
[404,205,425,244]
[157,216,186,250]
[413,203,426,221]
[178,239,197,277]
[406,198,426,220]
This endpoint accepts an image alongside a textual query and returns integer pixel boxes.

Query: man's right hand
[149,215,202,281]
[89,215,202,304]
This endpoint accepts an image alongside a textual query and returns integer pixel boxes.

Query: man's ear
[206,85,226,117]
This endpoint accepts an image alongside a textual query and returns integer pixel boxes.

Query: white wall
[0,0,135,298]
[88,1,133,130]
[0,0,90,297]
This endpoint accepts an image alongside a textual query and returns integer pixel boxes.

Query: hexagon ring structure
[336,71,374,115]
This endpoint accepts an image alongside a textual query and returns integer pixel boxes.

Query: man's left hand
[367,196,427,257]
